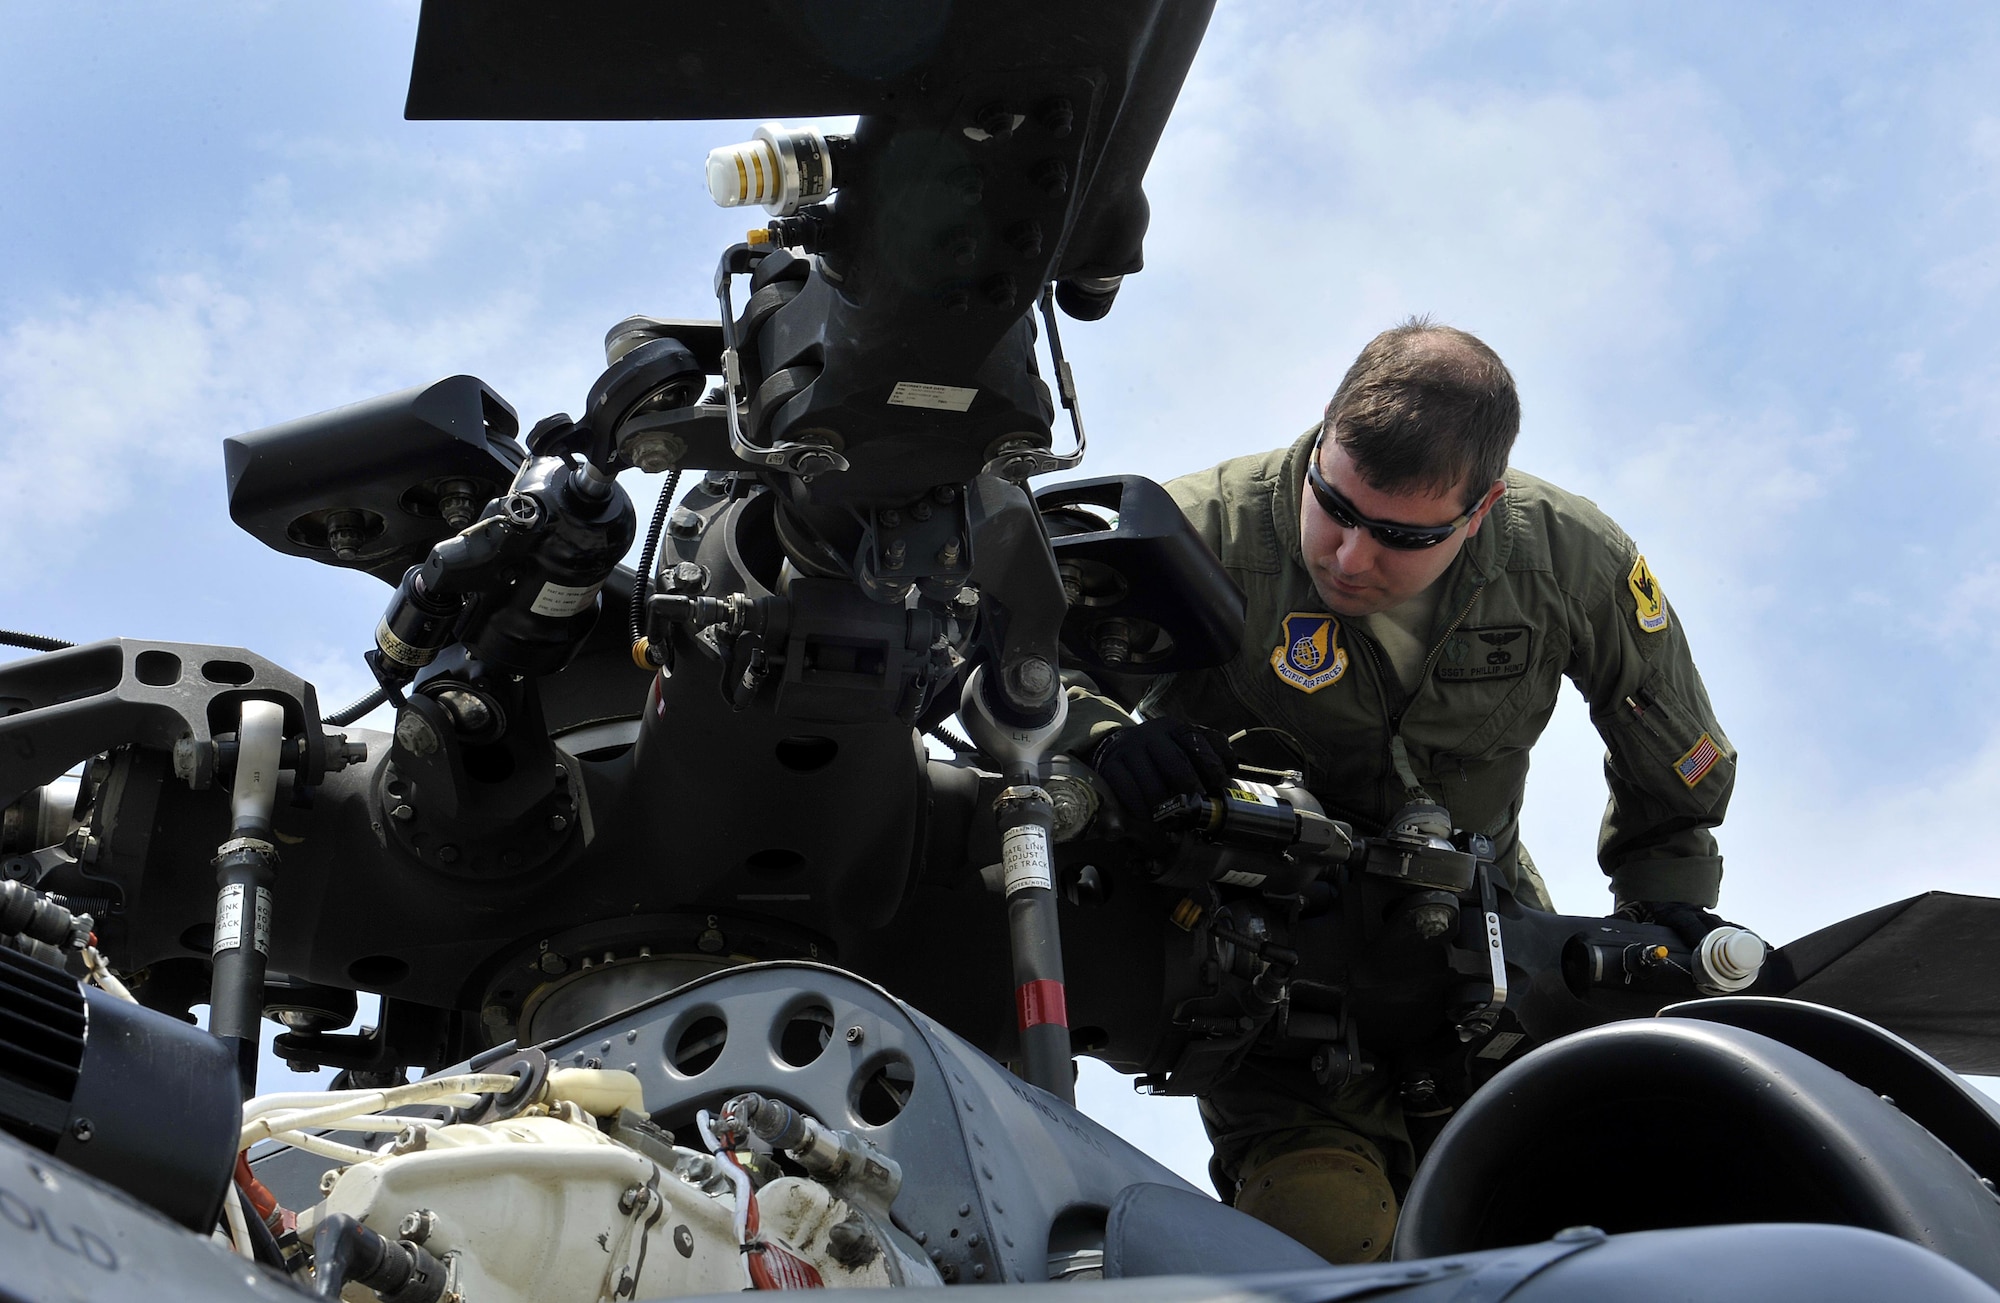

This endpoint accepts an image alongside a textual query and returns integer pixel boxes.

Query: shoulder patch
[1270,612,1349,693]
[1627,555,1669,634]
[1437,625,1533,682]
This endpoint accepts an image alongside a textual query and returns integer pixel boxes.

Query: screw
[845,1026,865,1045]
[69,1117,92,1143]
[398,1209,436,1243]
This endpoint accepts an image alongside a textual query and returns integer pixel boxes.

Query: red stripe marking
[1016,979,1068,1030]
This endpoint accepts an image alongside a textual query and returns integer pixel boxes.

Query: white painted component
[230,700,286,828]
[544,1068,645,1118]
[1697,925,1767,994]
[756,1178,897,1288]
[305,1114,741,1303]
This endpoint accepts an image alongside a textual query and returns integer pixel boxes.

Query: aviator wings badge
[1271,612,1349,693]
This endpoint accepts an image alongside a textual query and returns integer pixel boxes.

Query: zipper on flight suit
[1347,582,1485,815]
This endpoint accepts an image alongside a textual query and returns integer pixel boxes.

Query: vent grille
[0,946,85,1141]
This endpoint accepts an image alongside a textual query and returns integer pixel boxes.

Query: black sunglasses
[1305,435,1477,551]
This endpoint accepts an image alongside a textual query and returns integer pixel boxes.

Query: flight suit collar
[1275,425,1517,617]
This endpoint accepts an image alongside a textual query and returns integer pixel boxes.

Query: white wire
[697,1107,755,1288]
[264,1129,384,1165]
[80,947,136,1003]
[240,1072,519,1149]
[222,1184,255,1261]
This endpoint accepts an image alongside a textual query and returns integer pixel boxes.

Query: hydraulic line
[323,686,390,726]
[0,629,71,652]
[630,468,684,653]
[209,700,287,1096]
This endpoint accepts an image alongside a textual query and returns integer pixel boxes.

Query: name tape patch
[1437,625,1533,682]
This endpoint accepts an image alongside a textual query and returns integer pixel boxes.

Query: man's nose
[1334,526,1378,576]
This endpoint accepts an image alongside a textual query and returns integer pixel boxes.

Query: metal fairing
[1395,1018,2000,1289]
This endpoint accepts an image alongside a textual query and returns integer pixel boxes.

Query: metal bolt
[1032,157,1069,197]
[1037,97,1075,138]
[668,507,703,538]
[958,1203,972,1217]
[1093,620,1130,667]
[540,951,569,975]
[1003,219,1043,257]
[69,1117,92,1143]
[933,485,958,505]
[982,273,1018,309]
[481,1004,510,1027]
[1006,656,1056,700]
[845,1026,865,1045]
[879,508,901,529]
[390,803,416,822]
[398,1209,436,1243]
[941,227,977,266]
[548,813,570,833]
[325,509,367,562]
[436,479,480,529]
[911,499,933,522]
[973,1264,987,1279]
[940,288,971,314]
[625,432,682,475]
[437,844,461,864]
[619,1185,643,1214]
[974,101,1015,140]
[884,540,907,570]
[666,561,708,595]
[937,537,963,567]
[698,928,725,953]
[502,493,541,528]
[320,1170,340,1195]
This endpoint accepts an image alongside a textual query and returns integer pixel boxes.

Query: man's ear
[1465,479,1508,535]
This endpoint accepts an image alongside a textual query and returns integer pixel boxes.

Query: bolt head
[539,951,569,975]
[68,1117,92,1143]
[845,1026,865,1045]
[390,803,416,822]
[394,710,440,757]
[548,813,570,833]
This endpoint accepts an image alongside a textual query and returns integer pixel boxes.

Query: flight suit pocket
[1593,674,1734,818]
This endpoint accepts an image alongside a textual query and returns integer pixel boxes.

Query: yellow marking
[733,152,748,203]
[751,149,767,200]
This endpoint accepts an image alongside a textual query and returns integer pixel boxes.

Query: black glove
[1617,900,1741,951]
[1091,717,1236,824]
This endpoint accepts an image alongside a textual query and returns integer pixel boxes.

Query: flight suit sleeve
[1570,549,1737,909]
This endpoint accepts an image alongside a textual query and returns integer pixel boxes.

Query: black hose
[630,468,684,646]
[323,686,390,727]
[236,1186,288,1272]
[0,629,71,652]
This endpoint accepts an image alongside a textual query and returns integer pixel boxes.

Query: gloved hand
[1091,717,1237,824]
[1616,900,1742,951]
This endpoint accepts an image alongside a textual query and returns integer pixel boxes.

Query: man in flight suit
[1079,319,1738,1262]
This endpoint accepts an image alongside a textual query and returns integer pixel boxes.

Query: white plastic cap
[1696,925,1766,993]
[703,123,833,216]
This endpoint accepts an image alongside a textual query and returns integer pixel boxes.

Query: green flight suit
[1071,426,1737,1195]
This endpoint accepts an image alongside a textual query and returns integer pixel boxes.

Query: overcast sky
[3,3,1996,1184]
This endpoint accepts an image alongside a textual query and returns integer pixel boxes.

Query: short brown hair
[1324,318,1519,506]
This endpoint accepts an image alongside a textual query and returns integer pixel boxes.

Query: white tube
[81,947,136,1003]
[241,1072,519,1148]
[265,1130,383,1165]
[704,123,834,216]
[1696,926,1767,994]
[230,701,286,831]
[222,1183,255,1261]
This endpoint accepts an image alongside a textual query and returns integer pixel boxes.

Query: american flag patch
[1675,733,1721,788]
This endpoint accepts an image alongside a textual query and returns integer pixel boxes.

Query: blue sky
[3,3,1996,1182]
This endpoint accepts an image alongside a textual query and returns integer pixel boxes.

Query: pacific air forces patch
[1627,556,1669,634]
[1271,612,1349,693]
